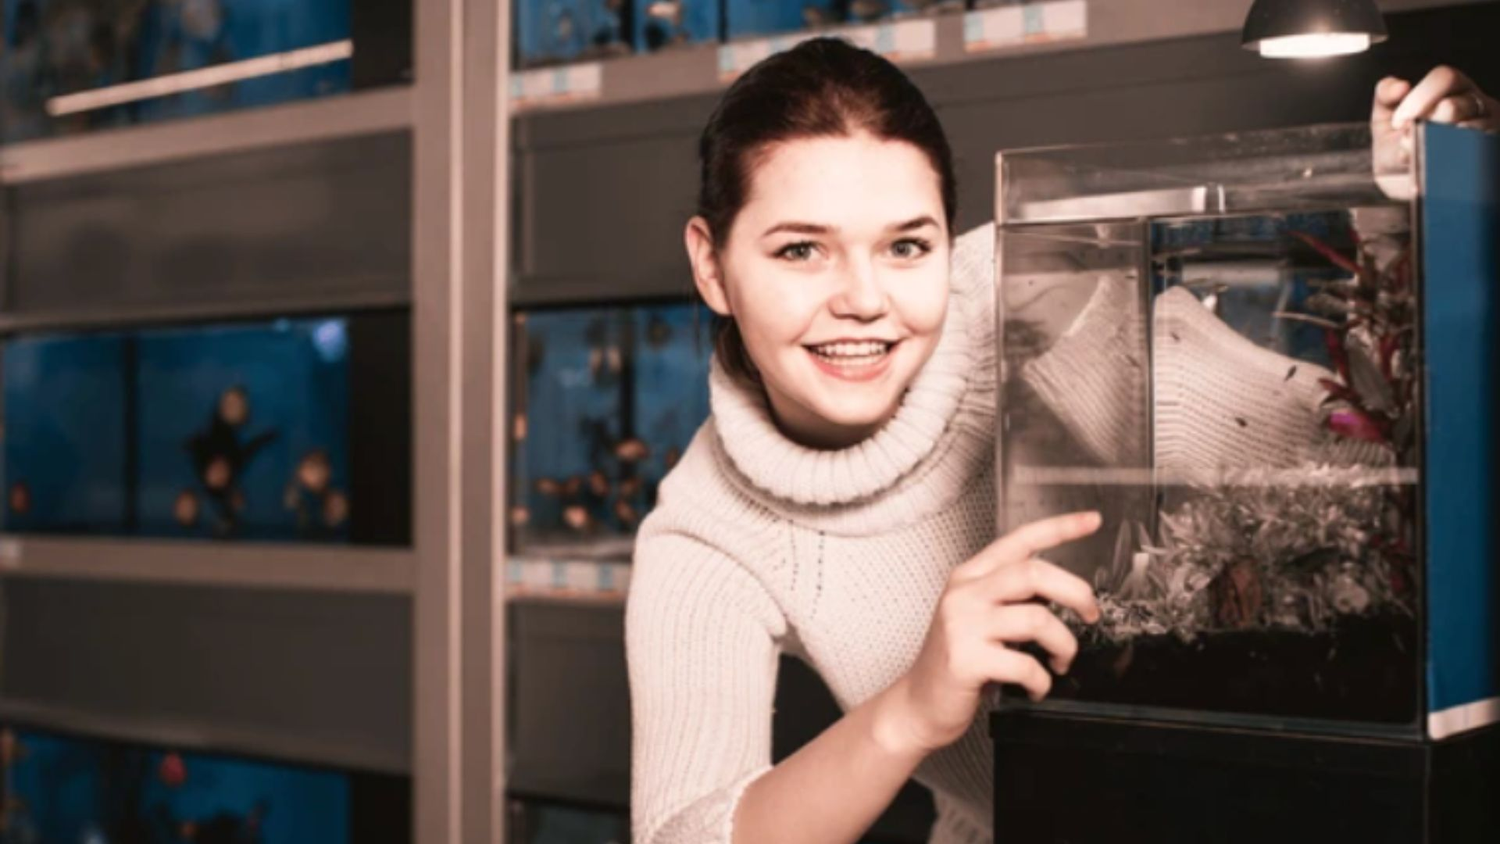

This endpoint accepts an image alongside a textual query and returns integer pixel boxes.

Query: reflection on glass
[1,0,353,144]
[998,123,1421,729]
[512,303,712,558]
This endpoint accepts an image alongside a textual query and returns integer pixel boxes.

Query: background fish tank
[510,302,711,559]
[2,311,411,545]
[722,0,841,40]
[632,0,718,54]
[514,0,632,69]
[995,121,1498,739]
[0,724,407,843]
[1,0,355,144]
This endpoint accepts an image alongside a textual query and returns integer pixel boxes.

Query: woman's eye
[775,242,817,262]
[890,238,932,260]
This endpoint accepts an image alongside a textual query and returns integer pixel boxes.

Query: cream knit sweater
[626,223,1366,844]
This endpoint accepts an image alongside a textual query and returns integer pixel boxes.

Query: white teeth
[810,341,890,358]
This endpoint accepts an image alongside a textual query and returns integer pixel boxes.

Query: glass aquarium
[510,302,712,559]
[514,0,632,68]
[722,0,841,40]
[996,121,1498,738]
[2,311,411,545]
[0,724,411,844]
[632,0,718,54]
[1,0,355,144]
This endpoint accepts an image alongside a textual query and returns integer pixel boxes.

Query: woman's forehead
[740,134,945,228]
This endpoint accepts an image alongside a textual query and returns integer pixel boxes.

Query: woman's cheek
[894,268,951,337]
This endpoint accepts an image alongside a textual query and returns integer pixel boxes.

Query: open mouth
[804,340,899,379]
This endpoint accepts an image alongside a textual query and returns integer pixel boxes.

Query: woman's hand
[879,512,1102,757]
[1373,66,1497,198]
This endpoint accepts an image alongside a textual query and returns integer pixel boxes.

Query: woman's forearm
[731,678,928,844]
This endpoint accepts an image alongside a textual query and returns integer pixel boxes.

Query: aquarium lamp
[1241,0,1387,59]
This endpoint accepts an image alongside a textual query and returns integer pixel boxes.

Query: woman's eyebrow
[890,215,939,232]
[762,221,834,237]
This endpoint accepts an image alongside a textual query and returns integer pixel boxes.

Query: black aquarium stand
[990,710,1500,844]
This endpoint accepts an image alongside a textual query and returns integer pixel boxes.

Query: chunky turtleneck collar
[706,224,996,522]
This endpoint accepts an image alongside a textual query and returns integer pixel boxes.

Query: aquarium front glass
[997,123,1422,732]
[2,312,411,545]
[511,302,713,559]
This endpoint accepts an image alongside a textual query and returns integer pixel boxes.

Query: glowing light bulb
[1255,32,1373,59]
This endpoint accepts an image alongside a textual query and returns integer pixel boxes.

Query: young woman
[626,39,1497,844]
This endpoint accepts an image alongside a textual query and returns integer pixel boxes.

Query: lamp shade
[1242,0,1388,58]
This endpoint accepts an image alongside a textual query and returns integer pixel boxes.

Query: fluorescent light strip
[46,39,354,117]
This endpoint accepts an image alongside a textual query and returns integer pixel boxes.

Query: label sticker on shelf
[719,35,808,81]
[505,557,631,602]
[719,18,938,81]
[510,62,604,111]
[964,0,1088,52]
[841,19,939,63]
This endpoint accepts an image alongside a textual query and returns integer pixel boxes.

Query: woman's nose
[829,262,889,321]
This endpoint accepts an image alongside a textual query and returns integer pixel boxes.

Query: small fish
[1285,365,1298,382]
[588,470,610,497]
[562,476,584,496]
[617,476,644,497]
[8,482,30,515]
[322,490,350,527]
[664,447,682,469]
[614,499,640,526]
[175,490,201,526]
[1234,416,1248,428]
[615,438,650,462]
[563,505,592,532]
[646,313,674,348]
[534,477,561,496]
[159,752,188,788]
[510,506,531,526]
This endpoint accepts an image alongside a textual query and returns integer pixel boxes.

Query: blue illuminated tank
[513,0,632,68]
[0,725,351,844]
[2,333,130,534]
[0,0,352,143]
[511,302,712,558]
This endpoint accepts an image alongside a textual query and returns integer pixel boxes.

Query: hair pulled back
[695,37,958,383]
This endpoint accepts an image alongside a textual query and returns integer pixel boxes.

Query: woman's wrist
[864,676,934,765]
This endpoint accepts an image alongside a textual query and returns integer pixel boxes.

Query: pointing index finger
[962,511,1102,581]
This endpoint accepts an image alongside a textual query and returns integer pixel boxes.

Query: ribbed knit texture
[626,224,1379,844]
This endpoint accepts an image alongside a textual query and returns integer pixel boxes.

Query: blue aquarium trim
[1420,121,1500,738]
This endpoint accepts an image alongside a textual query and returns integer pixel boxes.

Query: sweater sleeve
[626,529,787,844]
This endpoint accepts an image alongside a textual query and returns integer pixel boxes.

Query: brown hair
[695,37,958,384]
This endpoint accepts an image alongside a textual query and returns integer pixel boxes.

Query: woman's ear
[685,216,732,317]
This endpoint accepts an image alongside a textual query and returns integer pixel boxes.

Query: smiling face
[688,132,951,449]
